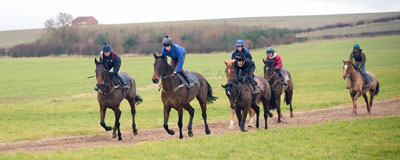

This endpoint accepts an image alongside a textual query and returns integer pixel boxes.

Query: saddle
[177,70,199,88]
[109,73,131,88]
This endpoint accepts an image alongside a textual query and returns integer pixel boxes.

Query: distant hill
[1,11,399,48]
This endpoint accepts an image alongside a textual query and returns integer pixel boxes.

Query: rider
[265,47,288,85]
[94,43,127,91]
[233,52,260,94]
[231,40,252,60]
[349,43,370,88]
[161,36,194,88]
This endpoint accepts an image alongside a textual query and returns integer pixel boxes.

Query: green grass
[0,36,399,142]
[2,116,399,159]
[297,21,400,38]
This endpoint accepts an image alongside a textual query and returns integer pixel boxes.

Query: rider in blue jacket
[161,36,194,88]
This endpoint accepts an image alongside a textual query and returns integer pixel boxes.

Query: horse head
[152,53,173,84]
[224,60,235,79]
[342,60,355,80]
[94,57,109,91]
[263,58,274,81]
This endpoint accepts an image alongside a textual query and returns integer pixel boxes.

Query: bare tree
[44,12,77,53]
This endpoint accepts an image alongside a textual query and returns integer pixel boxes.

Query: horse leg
[362,93,370,114]
[183,104,195,137]
[128,99,138,135]
[99,105,112,131]
[250,104,260,129]
[229,109,235,129]
[288,88,294,118]
[163,106,175,135]
[177,107,184,139]
[200,102,211,135]
[261,98,269,129]
[247,108,255,127]
[277,96,282,123]
[113,107,122,141]
[241,107,249,132]
[352,92,361,115]
[369,90,375,114]
[235,108,242,128]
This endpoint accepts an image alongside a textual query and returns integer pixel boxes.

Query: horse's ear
[221,84,226,88]
[224,61,228,65]
[153,53,158,59]
[262,58,266,64]
[94,57,99,65]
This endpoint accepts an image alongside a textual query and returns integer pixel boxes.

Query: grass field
[0,36,399,143]
[1,116,399,159]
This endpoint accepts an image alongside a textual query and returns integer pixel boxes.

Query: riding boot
[180,71,194,88]
[117,75,129,89]
[362,73,370,88]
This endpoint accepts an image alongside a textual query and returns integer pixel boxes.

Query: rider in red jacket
[265,47,288,85]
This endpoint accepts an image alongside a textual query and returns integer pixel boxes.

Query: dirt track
[1,98,399,153]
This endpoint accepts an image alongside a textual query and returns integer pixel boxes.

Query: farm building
[72,16,98,26]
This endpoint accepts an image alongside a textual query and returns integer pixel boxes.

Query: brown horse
[222,76,273,131]
[263,59,294,123]
[342,60,380,115]
[224,60,256,128]
[94,58,142,141]
[151,53,217,139]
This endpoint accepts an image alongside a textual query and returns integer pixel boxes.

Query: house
[72,16,98,26]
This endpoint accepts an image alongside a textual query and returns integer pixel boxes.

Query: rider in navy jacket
[231,40,252,60]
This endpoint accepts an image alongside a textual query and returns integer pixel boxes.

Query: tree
[44,12,76,53]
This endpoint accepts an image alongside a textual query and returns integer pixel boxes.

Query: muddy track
[1,98,399,153]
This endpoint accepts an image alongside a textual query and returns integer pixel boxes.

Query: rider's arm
[113,54,121,76]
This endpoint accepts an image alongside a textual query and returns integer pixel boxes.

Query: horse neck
[161,64,180,91]
[349,66,362,84]
[103,72,114,91]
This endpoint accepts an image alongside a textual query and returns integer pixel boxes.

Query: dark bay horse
[151,53,217,139]
[95,58,142,141]
[222,76,273,131]
[224,60,256,128]
[263,59,294,123]
[342,60,379,115]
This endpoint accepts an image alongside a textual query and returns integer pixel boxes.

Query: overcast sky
[0,0,399,31]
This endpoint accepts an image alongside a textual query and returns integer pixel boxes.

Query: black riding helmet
[162,36,172,47]
[235,53,246,62]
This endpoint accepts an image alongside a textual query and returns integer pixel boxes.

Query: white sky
[0,0,399,31]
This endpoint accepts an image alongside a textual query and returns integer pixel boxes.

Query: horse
[262,58,294,123]
[224,60,256,128]
[222,76,273,131]
[94,57,143,141]
[342,60,380,115]
[151,53,217,139]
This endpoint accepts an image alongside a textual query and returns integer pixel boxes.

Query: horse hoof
[205,129,211,135]
[179,135,183,139]
[352,110,357,115]
[188,131,194,137]
[256,123,259,128]
[268,113,273,118]
[112,133,117,139]
[118,137,122,141]
[277,119,281,123]
[168,130,175,135]
[105,127,112,131]
[290,113,294,118]
[241,129,248,132]
[133,129,138,136]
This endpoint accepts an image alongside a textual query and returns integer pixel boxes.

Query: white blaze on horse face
[344,65,348,74]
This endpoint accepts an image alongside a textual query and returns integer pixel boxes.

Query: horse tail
[269,89,277,110]
[284,90,291,105]
[374,81,380,96]
[135,95,143,105]
[206,81,217,104]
